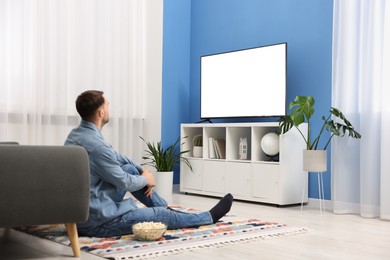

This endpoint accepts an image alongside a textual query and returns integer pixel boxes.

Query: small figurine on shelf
[239,137,247,160]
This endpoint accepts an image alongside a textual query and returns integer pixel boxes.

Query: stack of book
[208,137,226,159]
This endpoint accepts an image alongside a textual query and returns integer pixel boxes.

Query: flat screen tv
[200,42,287,119]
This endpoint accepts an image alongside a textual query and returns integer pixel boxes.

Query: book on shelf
[208,137,226,159]
[208,137,216,159]
[213,139,219,158]
[214,138,226,159]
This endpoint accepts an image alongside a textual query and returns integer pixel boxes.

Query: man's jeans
[78,164,213,237]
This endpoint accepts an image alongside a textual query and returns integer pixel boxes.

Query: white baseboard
[305,198,333,211]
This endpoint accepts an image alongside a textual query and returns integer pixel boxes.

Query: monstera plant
[278,95,361,150]
[278,95,362,209]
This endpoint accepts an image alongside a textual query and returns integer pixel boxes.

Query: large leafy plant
[140,136,192,172]
[278,96,361,150]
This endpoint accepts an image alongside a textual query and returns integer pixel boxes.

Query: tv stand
[196,119,213,124]
[180,122,308,206]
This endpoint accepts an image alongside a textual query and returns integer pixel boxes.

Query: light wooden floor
[1,188,390,260]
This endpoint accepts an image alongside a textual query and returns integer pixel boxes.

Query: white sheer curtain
[0,0,161,160]
[332,0,390,219]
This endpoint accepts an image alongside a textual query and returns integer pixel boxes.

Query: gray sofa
[0,144,90,257]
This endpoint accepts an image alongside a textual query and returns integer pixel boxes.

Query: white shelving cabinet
[180,122,308,206]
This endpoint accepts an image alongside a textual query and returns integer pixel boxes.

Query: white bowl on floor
[132,222,167,241]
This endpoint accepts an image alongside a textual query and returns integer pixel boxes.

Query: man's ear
[98,108,104,118]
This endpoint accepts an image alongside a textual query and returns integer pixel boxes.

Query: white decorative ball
[260,133,279,156]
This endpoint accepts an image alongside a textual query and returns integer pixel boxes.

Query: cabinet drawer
[181,159,203,191]
[203,161,226,193]
[226,162,251,197]
[252,163,280,202]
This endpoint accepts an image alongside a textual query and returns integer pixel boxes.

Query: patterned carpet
[16,205,309,259]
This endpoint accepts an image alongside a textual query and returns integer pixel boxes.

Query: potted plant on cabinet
[278,95,361,172]
[140,136,192,199]
[192,134,203,158]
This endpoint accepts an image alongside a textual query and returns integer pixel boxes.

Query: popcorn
[132,222,167,240]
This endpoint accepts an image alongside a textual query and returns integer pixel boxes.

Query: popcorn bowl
[132,222,167,241]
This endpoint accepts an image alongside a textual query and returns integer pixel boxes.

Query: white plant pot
[193,146,203,158]
[303,150,327,172]
[153,171,173,201]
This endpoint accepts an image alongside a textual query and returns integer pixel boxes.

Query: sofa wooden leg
[65,223,80,257]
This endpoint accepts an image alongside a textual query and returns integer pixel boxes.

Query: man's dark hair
[76,90,105,120]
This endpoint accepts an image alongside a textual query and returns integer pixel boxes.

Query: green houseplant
[140,136,192,172]
[192,134,203,158]
[278,95,361,173]
[140,136,192,199]
[193,134,203,146]
[278,95,361,150]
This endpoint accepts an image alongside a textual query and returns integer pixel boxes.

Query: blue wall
[162,0,192,183]
[162,0,334,199]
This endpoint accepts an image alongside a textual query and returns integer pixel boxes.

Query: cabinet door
[226,162,251,197]
[252,163,280,203]
[181,159,203,191]
[203,161,226,193]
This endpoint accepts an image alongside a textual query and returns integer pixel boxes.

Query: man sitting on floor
[65,90,233,237]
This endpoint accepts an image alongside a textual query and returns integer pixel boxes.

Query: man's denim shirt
[65,120,146,229]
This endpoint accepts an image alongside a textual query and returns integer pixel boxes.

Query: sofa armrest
[0,145,90,228]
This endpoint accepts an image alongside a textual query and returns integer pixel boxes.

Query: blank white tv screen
[201,43,286,118]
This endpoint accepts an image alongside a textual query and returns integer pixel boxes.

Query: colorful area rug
[17,205,309,259]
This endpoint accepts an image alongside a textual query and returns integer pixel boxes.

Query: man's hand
[141,169,156,197]
[144,186,153,197]
[141,169,156,187]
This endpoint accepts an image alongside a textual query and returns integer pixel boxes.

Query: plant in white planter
[192,135,203,158]
[278,95,361,171]
[140,136,192,198]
